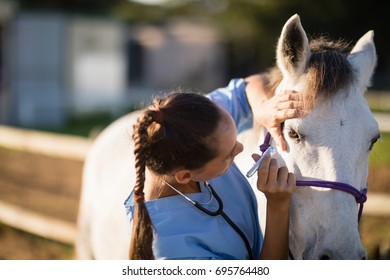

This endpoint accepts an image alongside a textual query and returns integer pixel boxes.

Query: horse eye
[369,134,381,151]
[288,129,299,139]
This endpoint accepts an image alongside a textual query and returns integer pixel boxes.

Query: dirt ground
[0,147,389,260]
[0,147,82,260]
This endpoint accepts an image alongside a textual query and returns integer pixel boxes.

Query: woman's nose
[235,141,244,156]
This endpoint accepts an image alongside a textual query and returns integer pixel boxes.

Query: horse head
[236,14,379,259]
[273,14,379,259]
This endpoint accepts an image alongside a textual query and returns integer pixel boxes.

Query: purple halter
[260,132,368,259]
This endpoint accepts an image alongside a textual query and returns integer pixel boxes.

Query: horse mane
[265,37,353,109]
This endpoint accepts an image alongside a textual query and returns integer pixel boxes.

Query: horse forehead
[277,73,368,113]
[287,93,378,152]
[301,90,375,125]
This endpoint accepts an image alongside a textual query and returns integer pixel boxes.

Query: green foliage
[37,112,113,137]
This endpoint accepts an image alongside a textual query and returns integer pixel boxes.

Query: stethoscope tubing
[194,183,255,260]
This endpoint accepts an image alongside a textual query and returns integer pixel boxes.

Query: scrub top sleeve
[207,78,253,133]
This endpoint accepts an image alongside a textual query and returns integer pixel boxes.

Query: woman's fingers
[266,159,279,187]
[278,90,301,102]
[268,127,287,152]
[277,166,289,185]
[287,172,297,190]
[256,154,272,190]
[275,108,304,121]
[257,157,296,196]
[275,90,307,120]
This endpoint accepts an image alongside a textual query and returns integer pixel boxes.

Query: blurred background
[0,0,389,260]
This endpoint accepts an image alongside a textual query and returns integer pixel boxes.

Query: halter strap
[259,132,368,259]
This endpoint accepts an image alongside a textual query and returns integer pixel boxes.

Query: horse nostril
[359,248,367,260]
[318,249,332,260]
[319,254,331,260]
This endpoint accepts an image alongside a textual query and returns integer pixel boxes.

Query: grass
[0,222,74,260]
[43,112,115,138]
[360,216,390,260]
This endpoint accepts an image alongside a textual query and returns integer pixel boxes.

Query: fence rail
[0,200,76,245]
[0,125,91,161]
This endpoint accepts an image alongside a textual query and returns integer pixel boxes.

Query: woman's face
[190,108,243,181]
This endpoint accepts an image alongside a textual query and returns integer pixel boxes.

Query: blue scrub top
[207,78,253,133]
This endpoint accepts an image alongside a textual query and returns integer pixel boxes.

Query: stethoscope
[164,180,255,260]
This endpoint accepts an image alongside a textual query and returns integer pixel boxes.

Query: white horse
[76,14,379,259]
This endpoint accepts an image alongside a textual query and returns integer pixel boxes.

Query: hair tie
[154,109,164,124]
[134,192,145,203]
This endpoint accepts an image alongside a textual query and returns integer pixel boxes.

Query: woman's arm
[207,78,253,133]
[260,194,292,260]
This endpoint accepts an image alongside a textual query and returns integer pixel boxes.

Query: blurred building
[0,2,226,128]
[128,20,226,96]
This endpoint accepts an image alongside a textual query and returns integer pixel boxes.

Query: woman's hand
[256,90,305,151]
[245,75,306,151]
[253,153,296,260]
[252,153,296,209]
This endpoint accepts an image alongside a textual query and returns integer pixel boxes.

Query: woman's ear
[174,169,193,184]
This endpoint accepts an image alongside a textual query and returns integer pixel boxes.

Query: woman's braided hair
[129,92,222,259]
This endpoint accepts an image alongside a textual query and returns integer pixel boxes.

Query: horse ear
[347,31,377,91]
[276,14,311,79]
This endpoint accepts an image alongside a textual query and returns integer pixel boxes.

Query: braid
[133,113,151,198]
[129,111,156,260]
[128,92,221,259]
